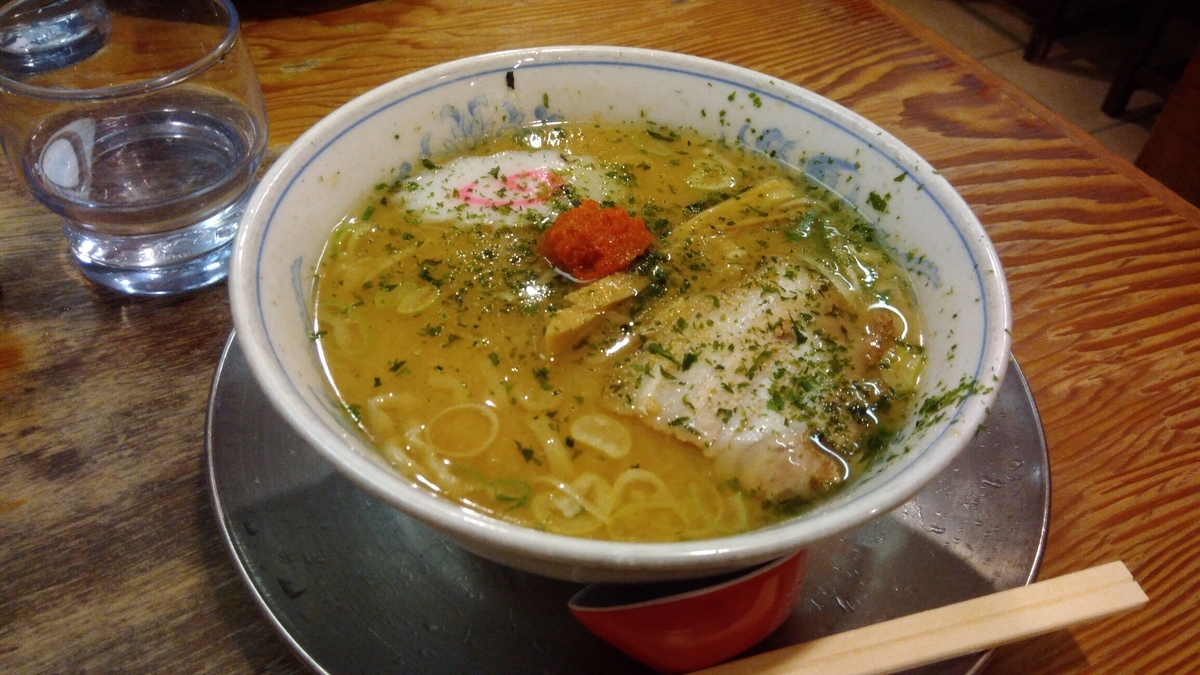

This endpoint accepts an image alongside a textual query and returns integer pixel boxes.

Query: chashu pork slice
[607,261,867,503]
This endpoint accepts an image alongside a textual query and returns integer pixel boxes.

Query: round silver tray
[207,332,1049,674]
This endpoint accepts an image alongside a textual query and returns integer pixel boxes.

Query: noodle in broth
[312,121,926,542]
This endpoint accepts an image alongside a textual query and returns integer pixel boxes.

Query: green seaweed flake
[914,377,990,430]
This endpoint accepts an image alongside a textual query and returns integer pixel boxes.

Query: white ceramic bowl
[229,46,1010,583]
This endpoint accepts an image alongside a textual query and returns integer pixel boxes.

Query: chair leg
[1102,0,1178,117]
[1024,0,1071,62]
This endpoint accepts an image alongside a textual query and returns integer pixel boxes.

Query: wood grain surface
[2,0,1198,672]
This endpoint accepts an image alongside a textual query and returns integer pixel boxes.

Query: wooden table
[3,0,1197,671]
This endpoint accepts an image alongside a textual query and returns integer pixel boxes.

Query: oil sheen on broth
[312,121,926,542]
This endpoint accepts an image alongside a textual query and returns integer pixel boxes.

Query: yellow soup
[312,121,926,542]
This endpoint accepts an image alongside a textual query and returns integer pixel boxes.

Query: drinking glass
[0,0,268,295]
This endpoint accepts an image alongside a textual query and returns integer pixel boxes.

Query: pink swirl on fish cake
[458,169,565,208]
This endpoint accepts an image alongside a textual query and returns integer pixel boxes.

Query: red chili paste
[539,200,653,281]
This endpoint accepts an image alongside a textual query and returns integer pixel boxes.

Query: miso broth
[312,121,926,542]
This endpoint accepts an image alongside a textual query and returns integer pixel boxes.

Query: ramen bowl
[229,46,1010,583]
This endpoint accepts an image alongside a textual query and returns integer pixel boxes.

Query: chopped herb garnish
[680,352,699,371]
[789,316,808,346]
[419,267,444,287]
[647,342,681,367]
[745,349,775,380]
[646,129,677,143]
[517,443,542,466]
[533,367,554,390]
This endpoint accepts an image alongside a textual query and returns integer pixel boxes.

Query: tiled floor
[885,0,1177,163]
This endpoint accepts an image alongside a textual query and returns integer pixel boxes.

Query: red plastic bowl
[568,549,808,673]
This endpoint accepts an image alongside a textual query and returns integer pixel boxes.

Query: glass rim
[0,0,242,101]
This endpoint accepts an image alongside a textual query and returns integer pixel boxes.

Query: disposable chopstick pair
[694,561,1147,675]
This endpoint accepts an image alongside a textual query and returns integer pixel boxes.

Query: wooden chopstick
[694,561,1147,675]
